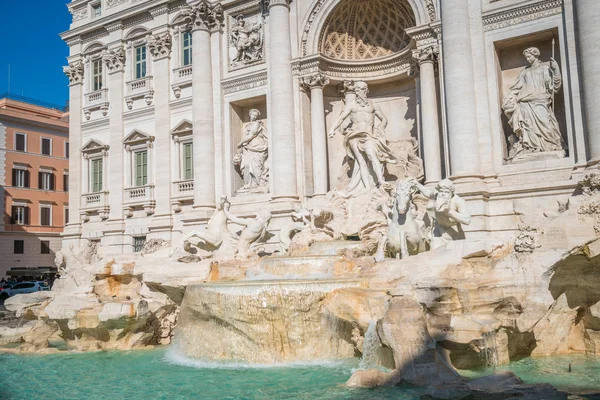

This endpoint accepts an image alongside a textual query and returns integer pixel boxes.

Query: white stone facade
[60,0,600,254]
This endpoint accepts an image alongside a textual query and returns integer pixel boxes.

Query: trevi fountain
[3,0,600,399]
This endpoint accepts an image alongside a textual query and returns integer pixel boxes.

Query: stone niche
[229,96,268,195]
[494,30,568,163]
[323,78,417,190]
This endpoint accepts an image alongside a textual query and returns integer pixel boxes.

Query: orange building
[0,95,69,278]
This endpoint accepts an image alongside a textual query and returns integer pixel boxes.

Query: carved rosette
[300,73,330,92]
[63,61,84,85]
[188,1,224,32]
[148,33,172,59]
[412,45,439,65]
[102,48,126,73]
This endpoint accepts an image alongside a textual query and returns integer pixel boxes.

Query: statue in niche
[233,109,269,194]
[329,81,397,197]
[223,207,272,260]
[502,47,566,162]
[230,14,263,66]
[410,178,471,249]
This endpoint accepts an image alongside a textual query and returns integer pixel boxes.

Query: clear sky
[0,1,71,108]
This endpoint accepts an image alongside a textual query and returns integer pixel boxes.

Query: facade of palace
[60,0,600,254]
[0,96,70,277]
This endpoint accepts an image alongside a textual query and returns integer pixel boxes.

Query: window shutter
[24,171,30,188]
[12,169,16,186]
[38,172,43,189]
[63,175,68,192]
[10,206,16,225]
[50,174,55,191]
[24,207,30,225]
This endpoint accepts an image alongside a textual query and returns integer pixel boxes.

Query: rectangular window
[63,174,69,192]
[40,206,51,226]
[14,240,24,254]
[41,241,50,254]
[135,150,148,187]
[182,31,193,66]
[41,138,51,156]
[135,46,147,79]
[183,143,193,180]
[39,172,55,191]
[91,158,103,193]
[92,3,101,18]
[92,60,103,91]
[11,206,29,225]
[133,236,146,253]
[15,133,26,152]
[65,142,70,159]
[65,208,69,225]
[12,169,29,188]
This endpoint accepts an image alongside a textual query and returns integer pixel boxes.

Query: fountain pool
[1,349,600,399]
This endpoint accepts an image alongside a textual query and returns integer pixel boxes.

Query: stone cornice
[224,0,261,15]
[482,0,563,32]
[222,71,268,95]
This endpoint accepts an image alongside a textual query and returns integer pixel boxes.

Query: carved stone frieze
[482,0,563,32]
[222,71,268,95]
[228,13,264,68]
[514,225,541,253]
[425,0,436,22]
[69,7,87,22]
[106,0,128,8]
[63,61,85,85]
[148,33,172,59]
[102,48,126,73]
[300,73,329,92]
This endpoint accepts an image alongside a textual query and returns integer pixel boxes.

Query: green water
[1,349,599,400]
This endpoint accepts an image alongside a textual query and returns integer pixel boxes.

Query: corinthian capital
[102,48,126,73]
[63,61,84,85]
[148,33,172,59]
[189,1,224,31]
[412,45,439,64]
[300,73,330,92]
[267,0,292,9]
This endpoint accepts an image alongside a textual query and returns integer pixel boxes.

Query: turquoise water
[1,349,600,399]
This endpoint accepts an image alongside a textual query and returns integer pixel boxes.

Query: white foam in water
[163,344,356,370]
[358,320,380,370]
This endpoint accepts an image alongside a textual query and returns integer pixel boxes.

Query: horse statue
[375,179,427,261]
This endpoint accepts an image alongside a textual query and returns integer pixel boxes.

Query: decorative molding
[106,21,124,33]
[63,61,85,85]
[300,73,330,92]
[69,6,88,22]
[425,0,436,21]
[222,71,268,95]
[102,48,126,73]
[148,32,172,59]
[106,0,129,8]
[225,0,261,15]
[267,0,291,8]
[482,0,563,32]
[412,45,439,64]
[149,5,169,17]
[181,2,224,32]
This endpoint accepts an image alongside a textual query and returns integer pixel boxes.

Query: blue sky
[0,1,71,108]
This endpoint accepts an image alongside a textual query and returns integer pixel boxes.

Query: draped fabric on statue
[503,62,565,153]
[239,122,269,189]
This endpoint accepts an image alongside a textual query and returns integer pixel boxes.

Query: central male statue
[329,81,397,196]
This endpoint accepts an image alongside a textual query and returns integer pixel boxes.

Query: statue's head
[436,179,455,198]
[354,81,369,99]
[523,47,541,65]
[257,210,272,222]
[394,179,417,214]
[249,108,261,121]
[236,15,245,26]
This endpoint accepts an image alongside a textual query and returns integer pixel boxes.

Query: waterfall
[358,321,379,370]
[480,331,499,369]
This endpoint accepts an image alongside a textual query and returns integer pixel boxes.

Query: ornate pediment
[123,129,155,146]
[81,139,109,155]
[170,120,193,138]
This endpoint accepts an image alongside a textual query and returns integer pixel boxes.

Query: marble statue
[411,178,471,248]
[230,15,263,66]
[278,204,312,252]
[181,196,235,257]
[233,109,269,194]
[223,207,272,260]
[502,47,565,161]
[329,81,397,196]
[375,179,427,261]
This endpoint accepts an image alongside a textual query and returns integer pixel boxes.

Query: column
[440,0,480,178]
[148,32,173,218]
[268,0,299,199]
[191,3,222,209]
[301,73,330,197]
[574,0,600,163]
[413,46,442,183]
[63,61,84,229]
[103,47,126,220]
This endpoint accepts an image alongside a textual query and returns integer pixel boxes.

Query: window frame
[11,203,28,225]
[14,240,24,254]
[134,45,147,80]
[40,204,52,227]
[41,137,52,156]
[90,157,103,193]
[92,58,103,92]
[133,236,146,253]
[134,149,148,187]
[65,141,70,159]
[91,1,102,19]
[14,132,27,152]
[39,169,55,191]
[41,241,51,255]
[182,31,193,66]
